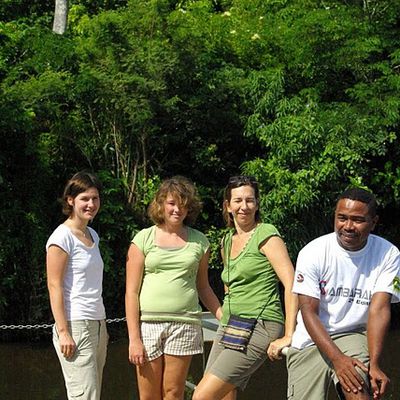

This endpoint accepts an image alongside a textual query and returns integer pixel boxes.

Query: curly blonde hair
[148,176,202,226]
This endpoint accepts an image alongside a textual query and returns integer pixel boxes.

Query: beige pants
[287,331,369,400]
[206,320,284,390]
[53,320,108,400]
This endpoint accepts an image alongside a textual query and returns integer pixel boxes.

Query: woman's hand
[215,307,223,321]
[59,330,76,359]
[267,335,292,361]
[128,338,147,366]
[262,236,298,362]
[125,244,146,366]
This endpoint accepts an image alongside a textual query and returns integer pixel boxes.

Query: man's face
[334,198,378,251]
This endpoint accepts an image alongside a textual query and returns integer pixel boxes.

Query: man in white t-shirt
[287,188,400,400]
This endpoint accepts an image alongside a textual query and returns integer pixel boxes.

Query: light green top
[132,225,209,325]
[221,223,284,326]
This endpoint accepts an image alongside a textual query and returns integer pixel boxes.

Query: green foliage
[93,170,138,317]
[0,0,54,22]
[1,0,400,337]
[0,87,54,323]
[204,225,228,270]
[71,0,128,15]
[238,0,400,255]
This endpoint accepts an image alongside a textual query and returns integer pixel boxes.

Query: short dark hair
[222,175,261,227]
[148,176,202,226]
[61,171,102,216]
[338,187,377,217]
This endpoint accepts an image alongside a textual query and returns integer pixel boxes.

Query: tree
[1,0,400,331]
[239,0,400,254]
[53,0,68,34]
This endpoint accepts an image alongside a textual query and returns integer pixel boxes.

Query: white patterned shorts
[140,321,203,361]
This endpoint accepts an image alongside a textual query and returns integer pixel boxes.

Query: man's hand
[369,364,390,400]
[367,292,392,400]
[332,353,369,394]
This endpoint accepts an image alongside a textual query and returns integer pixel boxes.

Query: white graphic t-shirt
[291,232,400,349]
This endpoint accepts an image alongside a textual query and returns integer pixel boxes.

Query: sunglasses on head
[228,175,257,185]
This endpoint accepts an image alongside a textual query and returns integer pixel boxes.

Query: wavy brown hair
[61,171,102,216]
[148,176,202,226]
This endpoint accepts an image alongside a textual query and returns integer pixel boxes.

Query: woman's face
[163,193,188,226]
[67,187,100,221]
[226,185,258,225]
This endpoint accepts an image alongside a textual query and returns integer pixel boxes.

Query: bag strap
[224,231,233,316]
[225,228,269,321]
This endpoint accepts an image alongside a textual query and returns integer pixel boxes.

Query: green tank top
[132,225,209,325]
[221,223,284,326]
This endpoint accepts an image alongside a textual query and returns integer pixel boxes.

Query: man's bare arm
[367,292,391,400]
[299,294,368,395]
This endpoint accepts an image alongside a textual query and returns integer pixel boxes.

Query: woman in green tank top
[193,176,298,400]
[125,176,222,400]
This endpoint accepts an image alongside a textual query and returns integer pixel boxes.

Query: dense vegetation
[1,0,399,333]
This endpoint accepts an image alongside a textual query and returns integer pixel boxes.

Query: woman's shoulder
[254,223,281,246]
[46,224,73,251]
[87,226,100,241]
[131,226,155,253]
[133,225,155,239]
[188,226,206,237]
[188,227,209,246]
[220,228,235,247]
[257,223,280,236]
[48,224,70,239]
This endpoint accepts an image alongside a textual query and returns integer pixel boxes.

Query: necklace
[65,220,88,238]
[236,223,257,237]
[72,227,87,238]
[230,224,258,257]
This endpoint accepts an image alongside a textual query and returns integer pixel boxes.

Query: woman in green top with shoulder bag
[193,176,298,400]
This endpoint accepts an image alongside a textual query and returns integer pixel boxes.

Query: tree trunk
[52,0,68,35]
